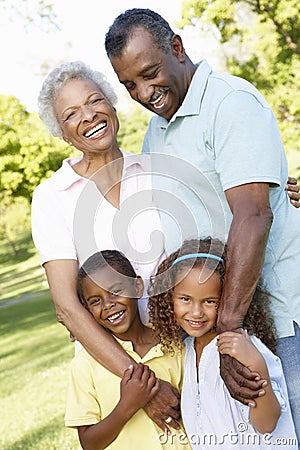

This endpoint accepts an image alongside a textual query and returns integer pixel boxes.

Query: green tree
[178,0,300,177]
[0,95,71,253]
[0,95,70,203]
[117,106,152,154]
[0,198,30,256]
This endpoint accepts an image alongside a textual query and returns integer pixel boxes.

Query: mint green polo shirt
[143,60,300,338]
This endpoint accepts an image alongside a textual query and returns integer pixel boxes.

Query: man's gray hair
[105,8,175,58]
[38,60,118,138]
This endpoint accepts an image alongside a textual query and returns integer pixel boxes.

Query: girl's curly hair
[148,237,277,354]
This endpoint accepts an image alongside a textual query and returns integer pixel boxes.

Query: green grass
[0,232,48,303]
[0,234,81,449]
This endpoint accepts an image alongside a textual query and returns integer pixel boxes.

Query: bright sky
[1,0,222,112]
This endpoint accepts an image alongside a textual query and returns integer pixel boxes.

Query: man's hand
[218,330,268,407]
[143,379,181,433]
[286,176,300,208]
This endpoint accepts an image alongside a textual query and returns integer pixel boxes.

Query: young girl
[148,237,297,449]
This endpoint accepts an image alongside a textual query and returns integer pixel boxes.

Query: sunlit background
[1,0,223,112]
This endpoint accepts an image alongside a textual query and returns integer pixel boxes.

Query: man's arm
[44,259,180,429]
[218,182,273,331]
[217,182,273,404]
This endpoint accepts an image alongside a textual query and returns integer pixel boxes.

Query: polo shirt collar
[175,59,212,117]
[54,150,146,191]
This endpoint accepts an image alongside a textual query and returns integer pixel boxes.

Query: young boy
[64,250,190,449]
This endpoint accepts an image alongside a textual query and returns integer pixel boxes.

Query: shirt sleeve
[214,90,284,191]
[251,337,290,411]
[31,183,77,265]
[65,355,101,428]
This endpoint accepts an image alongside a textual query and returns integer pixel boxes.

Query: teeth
[107,311,124,322]
[85,122,106,138]
[150,93,164,105]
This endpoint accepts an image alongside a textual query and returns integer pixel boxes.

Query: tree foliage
[0,94,72,251]
[0,94,71,204]
[117,107,152,154]
[179,0,300,177]
[1,0,58,31]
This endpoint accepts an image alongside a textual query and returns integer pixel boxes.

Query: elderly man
[105,8,300,439]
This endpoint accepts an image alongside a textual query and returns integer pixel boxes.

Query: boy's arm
[78,364,159,450]
[217,330,280,434]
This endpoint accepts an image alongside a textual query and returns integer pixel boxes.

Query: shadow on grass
[0,294,56,335]
[0,262,43,283]
[3,414,78,450]
[0,295,75,397]
[0,232,47,303]
[0,232,35,265]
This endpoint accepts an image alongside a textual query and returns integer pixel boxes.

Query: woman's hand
[286,176,300,208]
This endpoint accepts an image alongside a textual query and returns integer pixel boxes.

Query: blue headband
[171,253,224,267]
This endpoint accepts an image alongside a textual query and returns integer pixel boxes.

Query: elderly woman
[31,61,179,430]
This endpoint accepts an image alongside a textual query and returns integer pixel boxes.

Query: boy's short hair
[77,250,137,305]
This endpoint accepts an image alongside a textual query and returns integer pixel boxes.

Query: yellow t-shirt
[65,340,190,449]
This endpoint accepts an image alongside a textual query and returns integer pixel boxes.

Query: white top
[31,150,165,323]
[181,335,297,449]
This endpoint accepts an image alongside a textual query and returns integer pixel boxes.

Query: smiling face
[173,266,221,339]
[54,78,119,154]
[81,265,144,339]
[109,27,191,121]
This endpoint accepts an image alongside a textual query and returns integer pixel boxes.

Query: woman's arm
[286,176,300,208]
[78,364,159,450]
[217,330,280,434]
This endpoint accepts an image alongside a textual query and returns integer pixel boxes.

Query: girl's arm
[78,364,159,450]
[217,330,280,434]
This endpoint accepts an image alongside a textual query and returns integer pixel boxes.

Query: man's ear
[171,34,186,63]
[134,276,144,299]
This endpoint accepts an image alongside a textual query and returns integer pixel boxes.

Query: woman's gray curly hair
[38,60,118,138]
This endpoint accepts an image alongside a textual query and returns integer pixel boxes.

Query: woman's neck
[74,146,123,208]
[74,146,123,178]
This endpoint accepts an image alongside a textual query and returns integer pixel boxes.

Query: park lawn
[0,232,48,303]
[0,294,81,450]
[0,235,80,449]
